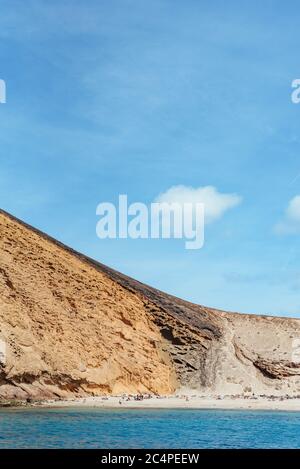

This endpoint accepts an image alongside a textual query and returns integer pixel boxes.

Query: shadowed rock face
[1,209,300,400]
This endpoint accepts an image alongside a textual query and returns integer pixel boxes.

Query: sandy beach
[40,394,300,411]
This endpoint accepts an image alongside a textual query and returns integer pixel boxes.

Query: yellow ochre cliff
[1,209,300,400]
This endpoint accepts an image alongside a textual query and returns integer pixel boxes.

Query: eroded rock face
[0,209,300,399]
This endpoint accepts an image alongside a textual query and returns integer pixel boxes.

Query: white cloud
[154,185,242,224]
[286,196,300,222]
[275,195,300,234]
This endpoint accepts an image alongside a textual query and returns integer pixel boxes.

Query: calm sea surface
[0,408,299,448]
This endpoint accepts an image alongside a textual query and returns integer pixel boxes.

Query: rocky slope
[0,209,300,400]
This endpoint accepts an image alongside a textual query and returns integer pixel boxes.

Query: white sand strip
[40,395,300,411]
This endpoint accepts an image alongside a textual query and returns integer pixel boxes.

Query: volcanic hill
[0,209,300,400]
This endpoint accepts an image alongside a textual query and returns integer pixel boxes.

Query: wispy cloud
[275,195,300,235]
[155,185,242,224]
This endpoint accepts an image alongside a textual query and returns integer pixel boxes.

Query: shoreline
[33,394,300,412]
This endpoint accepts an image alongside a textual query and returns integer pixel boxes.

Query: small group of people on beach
[118,393,153,405]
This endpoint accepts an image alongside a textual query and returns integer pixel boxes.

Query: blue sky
[1,0,300,316]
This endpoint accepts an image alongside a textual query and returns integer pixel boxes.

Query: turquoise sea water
[0,408,300,448]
